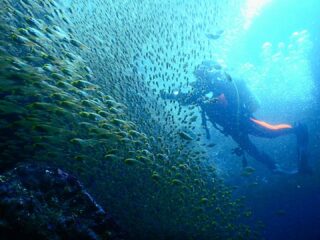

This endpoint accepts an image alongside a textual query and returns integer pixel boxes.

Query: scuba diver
[161,60,311,174]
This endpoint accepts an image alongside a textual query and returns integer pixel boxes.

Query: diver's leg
[248,117,295,138]
[231,133,277,171]
[248,118,311,174]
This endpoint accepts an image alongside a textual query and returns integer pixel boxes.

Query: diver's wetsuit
[162,61,309,173]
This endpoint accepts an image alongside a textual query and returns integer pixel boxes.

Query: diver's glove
[231,147,244,157]
[202,97,219,105]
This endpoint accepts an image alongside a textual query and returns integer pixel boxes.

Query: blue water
[209,0,320,239]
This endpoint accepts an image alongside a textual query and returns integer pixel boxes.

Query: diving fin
[298,147,312,174]
[295,123,312,174]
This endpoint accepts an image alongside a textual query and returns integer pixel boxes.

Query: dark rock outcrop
[0,164,125,240]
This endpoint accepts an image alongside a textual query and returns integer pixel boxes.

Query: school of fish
[0,0,260,239]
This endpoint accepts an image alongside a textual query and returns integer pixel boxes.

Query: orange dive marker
[250,118,293,130]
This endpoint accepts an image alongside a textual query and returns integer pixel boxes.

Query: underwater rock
[0,164,125,240]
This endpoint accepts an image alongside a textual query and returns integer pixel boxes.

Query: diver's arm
[160,90,202,106]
